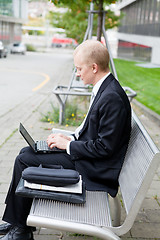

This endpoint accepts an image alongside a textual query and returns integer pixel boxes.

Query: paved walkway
[0,57,159,239]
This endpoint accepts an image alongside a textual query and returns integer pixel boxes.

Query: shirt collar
[92,72,111,97]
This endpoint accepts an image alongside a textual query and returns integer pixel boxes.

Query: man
[0,40,131,240]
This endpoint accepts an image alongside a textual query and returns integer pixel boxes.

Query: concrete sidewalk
[0,79,159,239]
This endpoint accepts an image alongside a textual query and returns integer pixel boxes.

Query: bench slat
[119,113,159,214]
[28,191,112,228]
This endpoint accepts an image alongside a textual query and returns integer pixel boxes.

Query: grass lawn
[113,58,160,115]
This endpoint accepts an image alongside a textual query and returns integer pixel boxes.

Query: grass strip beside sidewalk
[114,58,160,115]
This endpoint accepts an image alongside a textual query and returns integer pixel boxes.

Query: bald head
[74,40,110,72]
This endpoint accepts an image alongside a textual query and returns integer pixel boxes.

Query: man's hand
[47,133,71,150]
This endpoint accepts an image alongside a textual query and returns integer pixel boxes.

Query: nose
[76,71,80,77]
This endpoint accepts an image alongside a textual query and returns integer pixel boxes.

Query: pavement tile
[147,189,160,198]
[130,222,160,239]
[145,209,160,222]
[0,194,6,206]
[122,238,159,240]
[142,198,160,209]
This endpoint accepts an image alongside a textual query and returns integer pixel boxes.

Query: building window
[119,0,160,37]
[14,24,21,42]
[0,0,13,17]
[0,21,10,45]
[117,40,152,62]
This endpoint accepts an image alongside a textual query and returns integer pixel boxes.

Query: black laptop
[19,123,65,153]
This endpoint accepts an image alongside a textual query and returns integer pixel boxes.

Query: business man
[0,40,131,240]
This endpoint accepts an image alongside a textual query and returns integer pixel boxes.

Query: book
[24,175,82,194]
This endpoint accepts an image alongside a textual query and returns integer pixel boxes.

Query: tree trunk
[97,0,103,41]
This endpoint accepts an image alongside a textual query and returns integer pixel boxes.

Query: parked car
[0,41,8,58]
[10,42,26,54]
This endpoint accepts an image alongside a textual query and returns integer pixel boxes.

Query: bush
[41,101,87,127]
[26,44,36,52]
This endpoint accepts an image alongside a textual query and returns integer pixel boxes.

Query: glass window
[0,21,2,40]
[157,0,160,23]
[118,40,151,62]
[119,0,160,37]
[152,0,157,23]
[0,0,13,16]
[14,24,21,42]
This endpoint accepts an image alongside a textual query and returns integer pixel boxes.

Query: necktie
[74,92,95,139]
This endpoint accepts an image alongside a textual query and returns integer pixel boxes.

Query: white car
[0,41,7,58]
[10,42,26,54]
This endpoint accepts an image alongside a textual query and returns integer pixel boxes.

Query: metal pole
[88,1,94,39]
[102,12,118,80]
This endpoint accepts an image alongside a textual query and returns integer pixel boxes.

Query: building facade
[116,0,160,64]
[0,0,28,46]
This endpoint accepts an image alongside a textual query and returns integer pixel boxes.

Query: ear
[92,63,98,73]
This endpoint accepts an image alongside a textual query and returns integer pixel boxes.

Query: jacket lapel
[78,73,115,136]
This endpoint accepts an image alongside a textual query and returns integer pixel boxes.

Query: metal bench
[27,110,160,239]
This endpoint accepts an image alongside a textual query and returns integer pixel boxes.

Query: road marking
[32,73,50,92]
[0,68,50,92]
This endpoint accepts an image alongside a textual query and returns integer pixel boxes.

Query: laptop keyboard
[38,140,50,150]
[36,140,65,152]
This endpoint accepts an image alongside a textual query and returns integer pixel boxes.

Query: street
[0,49,74,146]
[0,49,73,116]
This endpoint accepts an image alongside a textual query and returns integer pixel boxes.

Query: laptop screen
[19,123,36,151]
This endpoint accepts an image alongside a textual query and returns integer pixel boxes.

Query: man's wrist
[69,135,75,141]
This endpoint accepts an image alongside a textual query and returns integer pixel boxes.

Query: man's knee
[15,146,35,169]
[19,146,32,155]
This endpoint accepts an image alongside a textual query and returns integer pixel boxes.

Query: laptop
[19,123,65,153]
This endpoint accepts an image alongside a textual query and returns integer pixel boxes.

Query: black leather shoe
[0,223,12,235]
[0,226,34,240]
[0,223,36,236]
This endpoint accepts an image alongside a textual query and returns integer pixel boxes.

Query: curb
[132,99,160,126]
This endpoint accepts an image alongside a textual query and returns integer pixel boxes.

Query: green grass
[113,58,160,115]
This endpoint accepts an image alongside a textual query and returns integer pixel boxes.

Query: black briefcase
[16,165,86,204]
[16,178,86,204]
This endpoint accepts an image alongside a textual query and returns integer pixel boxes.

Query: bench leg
[27,216,121,240]
[54,94,65,124]
[109,196,121,227]
[59,102,65,125]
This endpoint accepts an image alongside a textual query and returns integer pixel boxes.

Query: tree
[49,0,120,43]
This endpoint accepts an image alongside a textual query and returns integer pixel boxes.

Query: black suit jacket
[70,73,131,197]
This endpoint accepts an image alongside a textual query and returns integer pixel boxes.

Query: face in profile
[74,53,95,86]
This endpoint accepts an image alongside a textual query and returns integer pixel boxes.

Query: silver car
[10,42,26,55]
[0,41,7,58]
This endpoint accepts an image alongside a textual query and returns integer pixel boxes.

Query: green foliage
[48,0,120,43]
[41,102,87,126]
[114,59,160,115]
[28,30,44,35]
[26,44,36,52]
[51,0,117,8]
[51,0,91,9]
[48,9,89,43]
[41,103,59,124]
[105,9,121,29]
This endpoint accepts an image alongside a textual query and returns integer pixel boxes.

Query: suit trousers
[2,146,75,227]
